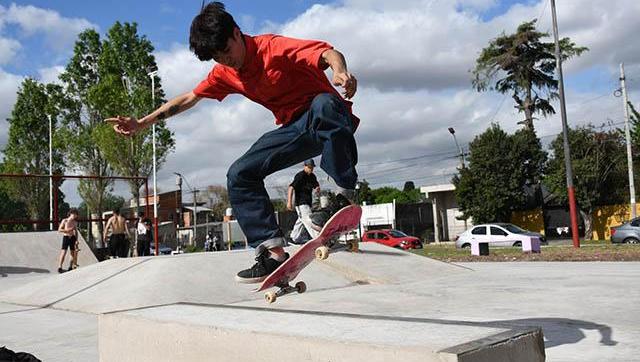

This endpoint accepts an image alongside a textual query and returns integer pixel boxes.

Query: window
[471,227,486,235]
[490,227,507,236]
[631,219,640,227]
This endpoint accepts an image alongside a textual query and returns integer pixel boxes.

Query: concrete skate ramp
[1,243,545,361]
[0,231,97,275]
[0,243,467,314]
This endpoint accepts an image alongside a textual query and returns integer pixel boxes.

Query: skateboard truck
[265,280,307,304]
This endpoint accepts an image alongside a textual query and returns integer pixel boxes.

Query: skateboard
[255,204,362,303]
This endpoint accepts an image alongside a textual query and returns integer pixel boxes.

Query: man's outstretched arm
[105,91,202,136]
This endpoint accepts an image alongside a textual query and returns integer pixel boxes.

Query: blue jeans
[227,93,358,251]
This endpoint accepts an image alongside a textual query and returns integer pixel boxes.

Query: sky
[1,0,639,206]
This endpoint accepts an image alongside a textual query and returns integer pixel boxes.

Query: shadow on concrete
[357,249,411,257]
[171,303,617,349]
[0,266,50,277]
[499,317,617,348]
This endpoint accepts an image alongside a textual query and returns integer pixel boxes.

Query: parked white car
[455,223,546,248]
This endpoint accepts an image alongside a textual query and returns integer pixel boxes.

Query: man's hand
[104,116,142,136]
[287,202,293,211]
[332,71,357,99]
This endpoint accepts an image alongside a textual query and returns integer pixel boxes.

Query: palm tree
[472,20,587,131]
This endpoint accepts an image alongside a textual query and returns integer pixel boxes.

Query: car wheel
[461,243,471,249]
[513,241,522,247]
[623,237,640,244]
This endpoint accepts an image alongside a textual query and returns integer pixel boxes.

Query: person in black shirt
[287,159,320,244]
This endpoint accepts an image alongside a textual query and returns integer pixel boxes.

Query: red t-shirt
[193,34,358,126]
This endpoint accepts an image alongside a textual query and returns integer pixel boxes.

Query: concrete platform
[99,303,543,362]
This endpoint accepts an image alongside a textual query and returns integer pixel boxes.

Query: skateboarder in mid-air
[105,1,359,283]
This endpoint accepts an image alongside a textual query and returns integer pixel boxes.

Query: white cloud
[0,3,97,57]
[0,37,20,65]
[0,68,24,150]
[37,65,64,85]
[145,0,640,195]
[3,0,639,200]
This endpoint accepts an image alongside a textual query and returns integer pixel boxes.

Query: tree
[472,20,587,131]
[58,29,114,245]
[2,79,67,230]
[0,173,28,232]
[544,126,627,239]
[91,22,175,218]
[453,123,546,224]
[370,185,422,205]
[201,185,230,221]
[628,102,640,184]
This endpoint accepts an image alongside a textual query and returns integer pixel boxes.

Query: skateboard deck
[255,204,362,302]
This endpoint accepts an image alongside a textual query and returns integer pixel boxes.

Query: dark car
[149,244,174,255]
[362,229,423,250]
[610,218,640,244]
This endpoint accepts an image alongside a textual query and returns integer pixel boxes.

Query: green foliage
[58,23,175,222]
[91,22,175,211]
[453,124,547,224]
[0,177,28,232]
[2,79,67,228]
[472,20,587,130]
[369,185,423,205]
[544,125,627,213]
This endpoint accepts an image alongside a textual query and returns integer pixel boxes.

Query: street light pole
[551,0,580,248]
[48,115,54,231]
[148,70,159,255]
[619,63,636,219]
[448,127,465,169]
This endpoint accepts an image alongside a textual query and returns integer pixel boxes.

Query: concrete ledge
[99,304,545,362]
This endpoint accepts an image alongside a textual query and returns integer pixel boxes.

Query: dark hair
[190,2,239,61]
[112,209,120,216]
[69,208,78,215]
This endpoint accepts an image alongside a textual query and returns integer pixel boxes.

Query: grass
[411,241,640,262]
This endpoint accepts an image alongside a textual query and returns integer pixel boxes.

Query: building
[420,184,471,242]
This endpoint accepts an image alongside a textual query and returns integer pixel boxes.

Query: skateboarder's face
[304,165,314,174]
[213,27,245,70]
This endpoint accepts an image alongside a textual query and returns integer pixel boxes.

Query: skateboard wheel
[265,291,277,304]
[295,281,307,294]
[346,241,358,252]
[315,246,330,260]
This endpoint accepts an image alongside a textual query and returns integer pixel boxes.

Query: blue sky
[1,0,638,202]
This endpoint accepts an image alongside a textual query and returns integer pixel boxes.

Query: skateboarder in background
[57,209,79,273]
[105,2,358,283]
[288,159,320,244]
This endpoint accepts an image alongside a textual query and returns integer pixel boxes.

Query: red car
[362,229,423,250]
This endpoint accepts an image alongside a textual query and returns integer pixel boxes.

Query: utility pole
[551,0,580,247]
[193,189,199,246]
[619,63,636,219]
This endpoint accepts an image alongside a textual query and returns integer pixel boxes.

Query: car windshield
[501,224,528,234]
[388,230,408,237]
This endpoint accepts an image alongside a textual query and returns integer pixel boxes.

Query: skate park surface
[0,235,638,361]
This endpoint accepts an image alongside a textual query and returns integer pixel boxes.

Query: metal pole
[193,189,199,246]
[551,0,580,248]
[49,115,53,231]
[620,63,636,219]
[148,71,160,255]
[448,128,465,169]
